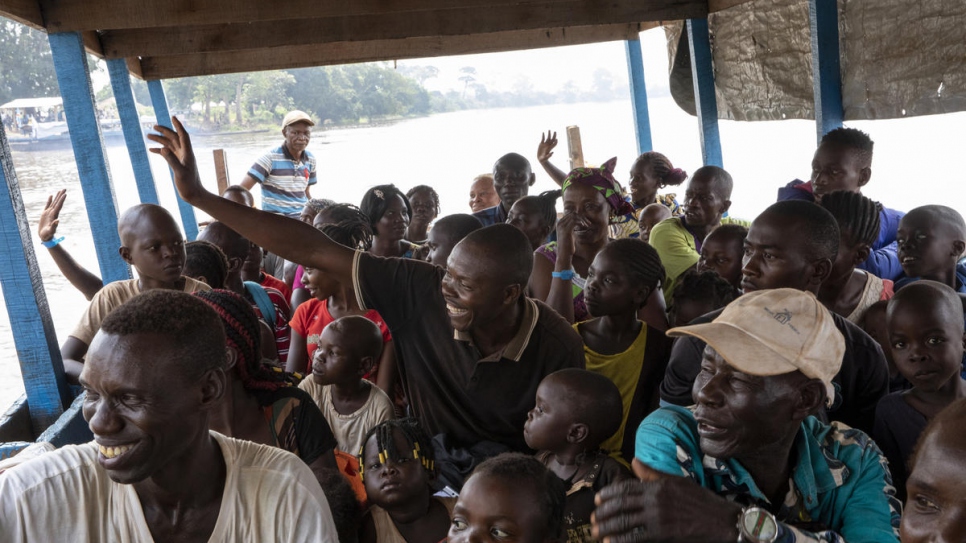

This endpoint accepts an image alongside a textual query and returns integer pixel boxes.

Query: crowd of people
[2,110,965,543]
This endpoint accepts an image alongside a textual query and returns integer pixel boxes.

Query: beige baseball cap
[667,289,845,404]
[282,110,315,129]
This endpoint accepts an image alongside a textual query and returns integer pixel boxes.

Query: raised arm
[536,130,568,186]
[148,118,355,285]
[38,190,103,300]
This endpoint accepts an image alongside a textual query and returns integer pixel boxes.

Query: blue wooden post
[148,80,199,241]
[624,38,653,154]
[686,19,723,168]
[0,123,73,431]
[48,32,130,284]
[107,58,159,205]
[809,0,844,143]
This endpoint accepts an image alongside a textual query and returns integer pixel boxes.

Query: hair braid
[605,238,665,297]
[406,185,441,216]
[671,269,737,309]
[357,418,434,482]
[819,190,881,247]
[319,213,374,251]
[635,151,688,187]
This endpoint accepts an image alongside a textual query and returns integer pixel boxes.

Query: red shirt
[289,298,392,375]
[261,272,292,302]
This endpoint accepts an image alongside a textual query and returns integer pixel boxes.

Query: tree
[458,66,477,99]
[0,22,59,105]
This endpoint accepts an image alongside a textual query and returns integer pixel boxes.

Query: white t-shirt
[299,378,394,455]
[0,432,338,542]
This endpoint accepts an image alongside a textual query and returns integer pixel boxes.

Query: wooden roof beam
[98,1,704,59]
[0,0,44,29]
[137,23,652,80]
[42,0,689,33]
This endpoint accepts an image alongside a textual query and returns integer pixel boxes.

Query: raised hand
[38,189,67,242]
[537,130,557,163]
[146,116,208,204]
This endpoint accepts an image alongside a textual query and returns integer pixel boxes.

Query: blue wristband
[41,236,64,248]
[552,269,575,281]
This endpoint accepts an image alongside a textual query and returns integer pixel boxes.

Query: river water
[2,98,965,409]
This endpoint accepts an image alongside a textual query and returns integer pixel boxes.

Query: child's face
[507,199,549,250]
[121,216,186,284]
[583,247,645,317]
[311,327,363,385]
[449,475,551,543]
[670,298,718,328]
[901,422,966,543]
[524,378,575,452]
[897,212,961,280]
[638,207,670,242]
[361,427,429,509]
[697,234,743,288]
[424,228,458,270]
[301,266,339,300]
[888,300,965,392]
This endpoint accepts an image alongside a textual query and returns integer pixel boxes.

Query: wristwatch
[737,506,778,543]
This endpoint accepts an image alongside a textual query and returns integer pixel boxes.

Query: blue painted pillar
[48,32,130,284]
[148,80,199,241]
[0,123,73,430]
[107,58,159,205]
[809,0,844,143]
[624,38,653,154]
[686,19,723,168]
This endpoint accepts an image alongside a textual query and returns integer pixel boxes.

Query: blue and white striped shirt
[247,144,317,216]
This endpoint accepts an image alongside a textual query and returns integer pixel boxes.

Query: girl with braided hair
[573,238,674,465]
[194,289,338,481]
[818,190,894,322]
[358,418,454,543]
[404,185,440,244]
[287,210,398,402]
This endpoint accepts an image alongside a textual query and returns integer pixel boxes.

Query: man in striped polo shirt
[241,110,317,217]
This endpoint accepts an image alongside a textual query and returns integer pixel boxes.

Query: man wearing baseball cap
[241,110,317,217]
[593,289,901,543]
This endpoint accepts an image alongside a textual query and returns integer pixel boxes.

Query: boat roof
[0,97,63,109]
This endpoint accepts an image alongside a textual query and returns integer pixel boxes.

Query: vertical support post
[213,149,230,195]
[566,126,584,170]
[106,58,159,205]
[809,0,844,143]
[686,19,723,168]
[48,32,130,284]
[624,38,653,154]
[0,123,73,431]
[148,80,199,241]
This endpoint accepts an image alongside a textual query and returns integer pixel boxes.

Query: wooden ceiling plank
[708,0,756,12]
[100,1,703,59]
[0,0,44,29]
[139,23,652,80]
[42,0,704,33]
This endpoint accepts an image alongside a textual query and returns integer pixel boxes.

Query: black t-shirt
[353,252,585,451]
[253,385,337,466]
[659,306,888,435]
[872,391,927,501]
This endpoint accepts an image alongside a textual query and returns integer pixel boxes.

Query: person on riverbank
[468,173,500,213]
[649,165,746,301]
[60,204,210,383]
[473,153,537,226]
[0,290,338,541]
[778,127,904,281]
[405,185,440,244]
[152,115,584,488]
[240,110,317,218]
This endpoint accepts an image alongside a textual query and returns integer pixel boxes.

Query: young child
[574,238,673,464]
[422,214,483,269]
[872,281,966,500]
[819,191,894,322]
[299,315,394,456]
[859,300,910,393]
[60,204,210,383]
[637,202,671,243]
[895,205,966,293]
[900,397,966,543]
[288,213,396,399]
[696,223,747,293]
[357,419,452,543]
[448,452,566,543]
[524,369,632,542]
[507,190,560,251]
[183,239,229,289]
[668,269,737,328]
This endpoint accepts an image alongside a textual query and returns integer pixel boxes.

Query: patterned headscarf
[561,157,635,219]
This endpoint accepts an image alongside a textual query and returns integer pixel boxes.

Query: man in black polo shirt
[150,118,584,484]
[660,200,888,434]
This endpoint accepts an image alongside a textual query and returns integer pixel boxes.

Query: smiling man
[0,290,336,542]
[648,165,747,300]
[149,118,583,488]
[594,289,901,543]
[241,110,317,218]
